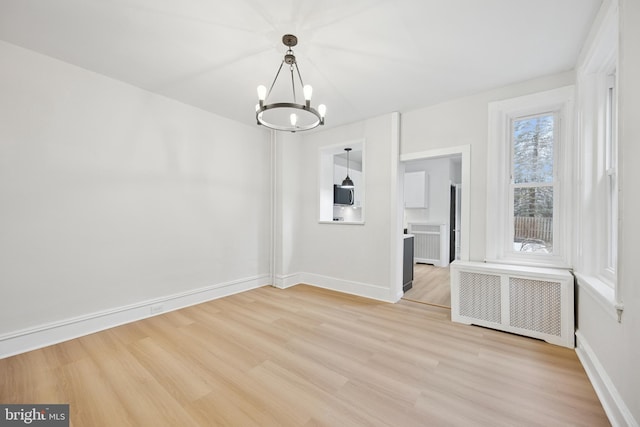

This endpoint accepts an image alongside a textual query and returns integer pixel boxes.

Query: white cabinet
[404,171,428,208]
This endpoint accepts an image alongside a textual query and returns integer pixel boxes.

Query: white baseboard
[0,274,270,359]
[575,330,639,427]
[278,272,396,302]
[274,272,302,289]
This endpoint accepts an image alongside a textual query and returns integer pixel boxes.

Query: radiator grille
[414,232,440,261]
[459,272,501,324]
[509,278,561,336]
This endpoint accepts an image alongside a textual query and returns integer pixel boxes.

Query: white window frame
[603,72,618,282]
[486,86,574,269]
[571,0,621,321]
[509,111,560,258]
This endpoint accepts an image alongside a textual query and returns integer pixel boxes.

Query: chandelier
[256,34,326,132]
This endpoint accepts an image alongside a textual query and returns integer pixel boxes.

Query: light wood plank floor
[1,285,608,426]
[403,263,451,307]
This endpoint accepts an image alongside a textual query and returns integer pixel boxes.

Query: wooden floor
[1,285,608,426]
[403,263,451,307]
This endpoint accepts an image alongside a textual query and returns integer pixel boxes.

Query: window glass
[512,114,554,184]
[513,187,553,252]
[511,113,555,254]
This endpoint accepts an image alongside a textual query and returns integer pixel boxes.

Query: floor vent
[451,261,574,348]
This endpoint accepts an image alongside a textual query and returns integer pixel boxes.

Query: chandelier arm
[290,67,297,103]
[294,62,305,88]
[267,60,286,99]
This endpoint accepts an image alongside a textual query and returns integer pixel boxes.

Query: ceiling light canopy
[256,34,326,133]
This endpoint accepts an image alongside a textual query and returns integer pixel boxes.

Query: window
[573,0,619,317]
[604,73,618,279]
[510,113,557,255]
[486,86,573,268]
[577,68,618,288]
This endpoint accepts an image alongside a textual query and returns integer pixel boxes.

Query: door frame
[395,145,471,297]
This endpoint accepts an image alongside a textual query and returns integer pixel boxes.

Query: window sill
[574,272,620,322]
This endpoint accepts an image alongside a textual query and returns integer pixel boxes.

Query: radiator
[450,261,574,348]
[408,223,449,267]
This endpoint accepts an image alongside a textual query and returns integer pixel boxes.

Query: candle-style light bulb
[257,85,267,101]
[318,104,327,118]
[290,113,298,126]
[303,85,313,101]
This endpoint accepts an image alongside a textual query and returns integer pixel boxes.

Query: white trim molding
[576,330,639,427]
[389,112,404,302]
[575,272,621,322]
[274,272,303,289]
[400,144,471,263]
[278,272,397,303]
[573,0,622,314]
[486,86,575,269]
[0,274,270,359]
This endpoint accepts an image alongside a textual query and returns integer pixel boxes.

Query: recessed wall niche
[318,140,365,224]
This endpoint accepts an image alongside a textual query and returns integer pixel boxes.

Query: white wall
[401,71,575,262]
[0,41,272,349]
[277,73,577,302]
[274,131,301,284]
[575,1,640,425]
[275,114,401,302]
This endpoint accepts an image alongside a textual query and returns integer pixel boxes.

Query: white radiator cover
[408,223,449,267]
[450,261,574,348]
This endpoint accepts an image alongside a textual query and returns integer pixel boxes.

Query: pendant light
[341,148,354,188]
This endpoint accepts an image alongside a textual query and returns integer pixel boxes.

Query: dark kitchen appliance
[333,184,354,205]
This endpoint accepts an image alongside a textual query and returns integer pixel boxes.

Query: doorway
[398,146,470,308]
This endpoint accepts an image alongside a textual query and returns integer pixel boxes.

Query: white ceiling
[0,0,601,131]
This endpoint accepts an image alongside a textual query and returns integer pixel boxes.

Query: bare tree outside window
[511,114,555,253]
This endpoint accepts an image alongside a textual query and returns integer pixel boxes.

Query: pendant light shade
[341,175,354,188]
[341,148,354,188]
